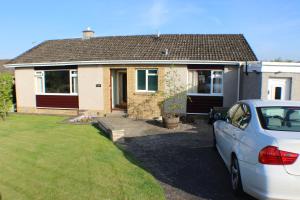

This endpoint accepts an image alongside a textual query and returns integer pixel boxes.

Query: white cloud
[210,16,222,26]
[144,0,169,29]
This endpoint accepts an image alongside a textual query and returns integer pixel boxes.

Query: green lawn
[0,114,165,200]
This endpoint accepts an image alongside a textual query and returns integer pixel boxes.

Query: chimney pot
[82,27,94,39]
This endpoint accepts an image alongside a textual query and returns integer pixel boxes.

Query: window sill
[134,91,158,96]
[37,107,79,110]
[187,93,223,97]
[36,93,79,96]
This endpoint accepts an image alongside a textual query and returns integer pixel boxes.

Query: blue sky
[1,0,299,60]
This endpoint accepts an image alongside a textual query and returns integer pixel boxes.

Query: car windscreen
[257,106,300,132]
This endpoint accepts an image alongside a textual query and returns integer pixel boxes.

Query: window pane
[227,104,240,122]
[148,70,157,74]
[71,71,78,76]
[239,104,251,129]
[231,104,251,129]
[213,71,223,93]
[188,70,198,93]
[275,87,282,99]
[72,77,78,93]
[232,105,244,127]
[45,71,70,93]
[258,107,300,132]
[148,75,158,91]
[198,71,211,93]
[36,77,43,93]
[137,70,146,90]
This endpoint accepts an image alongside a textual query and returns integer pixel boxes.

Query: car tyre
[231,156,244,196]
[212,127,217,150]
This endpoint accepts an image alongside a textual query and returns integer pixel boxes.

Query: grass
[0,114,165,200]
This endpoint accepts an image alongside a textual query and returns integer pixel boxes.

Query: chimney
[82,27,94,39]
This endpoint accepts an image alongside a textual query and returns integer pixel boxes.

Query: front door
[111,69,127,110]
[118,72,127,108]
[268,78,291,100]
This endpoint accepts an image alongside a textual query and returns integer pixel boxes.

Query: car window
[231,104,251,129]
[227,104,240,122]
[257,106,300,132]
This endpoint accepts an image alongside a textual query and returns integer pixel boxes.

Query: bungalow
[5,29,257,118]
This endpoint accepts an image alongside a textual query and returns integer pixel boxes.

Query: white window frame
[35,69,78,95]
[70,70,78,94]
[187,69,223,96]
[136,69,158,92]
[35,71,45,94]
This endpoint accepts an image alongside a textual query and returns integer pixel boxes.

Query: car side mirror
[226,116,231,123]
[214,112,226,121]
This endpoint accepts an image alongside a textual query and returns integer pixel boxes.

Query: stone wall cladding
[103,65,165,119]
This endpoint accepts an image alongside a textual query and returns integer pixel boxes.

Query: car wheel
[231,156,244,195]
[212,127,217,149]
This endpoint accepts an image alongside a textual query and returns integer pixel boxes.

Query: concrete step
[105,110,128,118]
[95,119,125,142]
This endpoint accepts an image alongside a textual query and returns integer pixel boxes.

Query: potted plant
[160,66,191,129]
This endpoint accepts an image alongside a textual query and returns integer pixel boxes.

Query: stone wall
[103,65,166,119]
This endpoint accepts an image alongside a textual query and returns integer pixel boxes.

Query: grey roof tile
[10,34,257,64]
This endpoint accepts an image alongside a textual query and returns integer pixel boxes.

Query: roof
[0,59,13,73]
[9,34,257,65]
[241,99,300,107]
[246,61,300,73]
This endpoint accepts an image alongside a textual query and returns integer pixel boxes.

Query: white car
[213,100,300,200]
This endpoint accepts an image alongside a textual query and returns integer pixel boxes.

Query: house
[5,29,257,118]
[241,61,300,101]
[0,59,13,74]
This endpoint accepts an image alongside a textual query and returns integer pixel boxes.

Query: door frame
[110,68,127,111]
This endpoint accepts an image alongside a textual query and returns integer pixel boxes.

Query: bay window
[136,69,158,92]
[188,70,223,95]
[35,70,78,94]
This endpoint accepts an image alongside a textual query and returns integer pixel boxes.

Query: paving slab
[98,116,255,200]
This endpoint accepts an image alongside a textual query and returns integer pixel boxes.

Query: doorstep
[96,119,125,142]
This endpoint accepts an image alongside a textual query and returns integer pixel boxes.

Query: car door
[216,104,240,166]
[222,104,252,165]
[230,104,252,163]
[222,104,246,164]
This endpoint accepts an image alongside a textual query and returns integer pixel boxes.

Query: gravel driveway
[116,119,255,200]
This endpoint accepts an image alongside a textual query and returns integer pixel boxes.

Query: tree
[270,57,295,62]
[0,73,14,120]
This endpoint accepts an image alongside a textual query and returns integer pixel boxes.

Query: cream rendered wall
[223,66,239,107]
[164,65,188,114]
[78,65,104,114]
[240,72,262,100]
[14,68,36,110]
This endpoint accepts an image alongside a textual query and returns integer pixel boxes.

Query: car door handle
[232,133,237,139]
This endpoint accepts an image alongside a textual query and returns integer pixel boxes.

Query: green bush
[0,73,14,120]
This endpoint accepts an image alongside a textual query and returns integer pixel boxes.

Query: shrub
[0,73,14,120]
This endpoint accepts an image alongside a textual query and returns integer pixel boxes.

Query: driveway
[100,117,254,200]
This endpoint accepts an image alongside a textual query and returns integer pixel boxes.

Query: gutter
[237,64,241,101]
[4,60,242,68]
